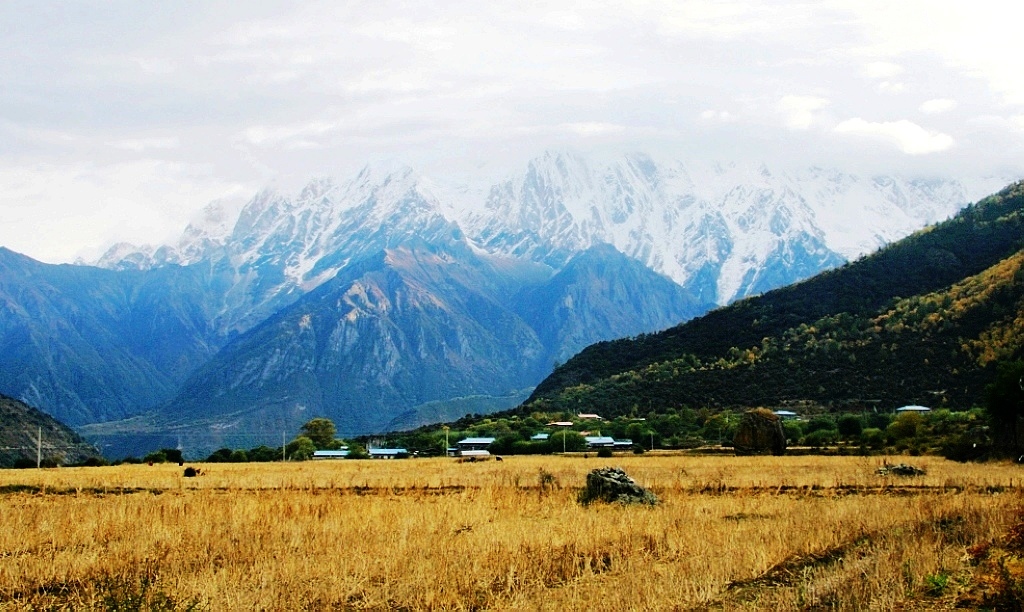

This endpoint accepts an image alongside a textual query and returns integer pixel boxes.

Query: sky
[3,1,1024,263]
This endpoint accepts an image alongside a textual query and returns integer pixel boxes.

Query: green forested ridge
[523,181,1024,416]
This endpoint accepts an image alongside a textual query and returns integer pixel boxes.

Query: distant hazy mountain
[0,248,223,425]
[0,150,1009,454]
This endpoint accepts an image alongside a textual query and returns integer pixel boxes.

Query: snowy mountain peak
[94,151,1013,318]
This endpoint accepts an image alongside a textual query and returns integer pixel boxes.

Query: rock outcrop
[578,467,658,506]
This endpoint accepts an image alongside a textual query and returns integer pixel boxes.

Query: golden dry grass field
[1,454,1023,610]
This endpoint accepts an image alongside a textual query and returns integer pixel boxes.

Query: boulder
[578,467,658,506]
[733,408,786,456]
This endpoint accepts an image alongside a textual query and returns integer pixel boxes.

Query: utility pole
[282,431,287,462]
[36,426,42,469]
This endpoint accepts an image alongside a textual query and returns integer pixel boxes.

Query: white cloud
[840,1,1024,105]
[876,81,905,94]
[109,137,180,152]
[861,61,903,79]
[1,1,1023,261]
[778,96,830,130]
[0,161,251,263]
[700,109,736,123]
[919,98,957,115]
[834,118,954,155]
[558,122,627,136]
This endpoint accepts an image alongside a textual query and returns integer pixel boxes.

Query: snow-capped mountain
[99,151,995,313]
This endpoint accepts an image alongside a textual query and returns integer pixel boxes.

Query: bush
[248,445,280,462]
[73,456,110,467]
[205,448,234,463]
[803,429,839,448]
[285,436,315,461]
[887,413,922,441]
[143,450,167,464]
[550,430,587,453]
[782,421,804,443]
[837,414,864,439]
[345,443,369,459]
[805,415,837,434]
[596,447,614,458]
[860,428,886,450]
[940,433,993,462]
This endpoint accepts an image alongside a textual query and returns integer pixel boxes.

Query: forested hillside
[523,181,1024,416]
[0,395,101,467]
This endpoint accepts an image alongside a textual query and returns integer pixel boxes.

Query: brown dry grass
[0,454,1021,610]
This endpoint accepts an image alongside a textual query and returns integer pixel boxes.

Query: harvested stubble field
[1,455,1022,610]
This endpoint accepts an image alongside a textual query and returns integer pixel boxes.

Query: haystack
[733,408,786,456]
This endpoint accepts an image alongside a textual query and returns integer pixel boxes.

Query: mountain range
[0,151,1010,456]
[522,180,1024,417]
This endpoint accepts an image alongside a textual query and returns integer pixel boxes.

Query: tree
[550,430,587,453]
[837,414,864,440]
[986,360,1024,451]
[206,448,234,463]
[248,445,279,462]
[285,436,316,461]
[345,441,369,459]
[301,418,338,449]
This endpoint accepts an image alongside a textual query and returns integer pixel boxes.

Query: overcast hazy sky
[3,1,1024,263]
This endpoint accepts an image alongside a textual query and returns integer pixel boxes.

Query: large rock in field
[733,408,786,456]
[578,467,658,506]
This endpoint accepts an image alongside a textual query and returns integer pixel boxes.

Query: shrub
[345,443,369,459]
[143,451,167,464]
[803,429,839,448]
[860,428,886,450]
[285,436,315,461]
[887,413,923,441]
[596,447,613,458]
[247,445,280,462]
[837,414,864,439]
[805,415,837,434]
[206,448,234,463]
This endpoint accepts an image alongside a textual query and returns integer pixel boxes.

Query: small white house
[773,410,799,420]
[530,433,550,441]
[456,437,496,451]
[368,448,409,459]
[312,449,350,459]
[458,449,491,458]
[584,436,616,448]
[896,405,931,413]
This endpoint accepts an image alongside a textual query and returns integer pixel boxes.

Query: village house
[311,449,350,459]
[368,448,409,459]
